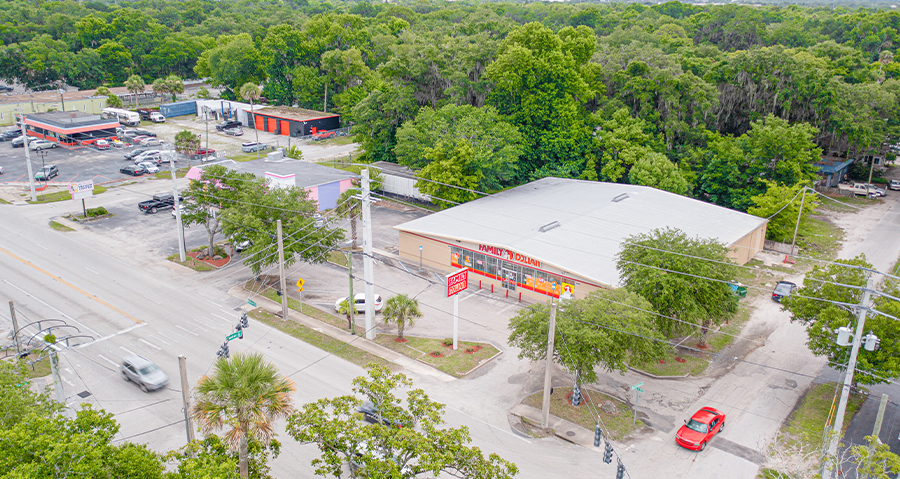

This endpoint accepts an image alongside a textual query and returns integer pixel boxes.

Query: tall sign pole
[446,268,468,350]
[361,169,376,340]
[541,299,557,429]
[170,156,186,262]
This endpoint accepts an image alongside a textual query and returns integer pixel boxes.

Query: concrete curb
[509,403,599,450]
[628,366,690,380]
[52,215,85,231]
[228,286,457,383]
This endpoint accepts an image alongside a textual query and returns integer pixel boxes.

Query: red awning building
[250,107,340,137]
[24,111,120,147]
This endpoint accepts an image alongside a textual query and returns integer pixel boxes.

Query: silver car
[121,355,169,392]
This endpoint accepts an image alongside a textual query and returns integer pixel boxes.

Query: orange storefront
[249,108,340,137]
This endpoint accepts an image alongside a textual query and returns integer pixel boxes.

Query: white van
[150,112,165,123]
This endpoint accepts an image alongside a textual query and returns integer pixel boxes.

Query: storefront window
[548,274,563,296]
[487,257,498,278]
[522,267,535,290]
[473,253,486,273]
[450,246,462,267]
[535,271,549,293]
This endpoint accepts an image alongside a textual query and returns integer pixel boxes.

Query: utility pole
[823,272,876,478]
[170,156,186,262]
[361,169,375,340]
[204,109,209,153]
[790,187,807,256]
[18,109,36,202]
[178,355,195,444]
[8,301,22,359]
[277,219,288,321]
[541,300,557,429]
[49,346,65,410]
[348,251,355,335]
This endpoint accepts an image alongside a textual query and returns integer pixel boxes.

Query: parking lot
[0,139,180,186]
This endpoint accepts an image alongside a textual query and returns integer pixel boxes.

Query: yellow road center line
[0,246,143,324]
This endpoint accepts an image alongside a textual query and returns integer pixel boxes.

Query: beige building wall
[727,222,768,265]
[0,98,108,126]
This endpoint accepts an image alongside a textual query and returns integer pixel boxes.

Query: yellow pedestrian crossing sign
[296,278,304,292]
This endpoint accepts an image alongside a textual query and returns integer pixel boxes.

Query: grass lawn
[373,335,499,378]
[49,221,74,232]
[230,153,266,162]
[28,185,107,204]
[245,280,362,333]
[22,354,52,379]
[0,198,10,205]
[632,348,710,377]
[522,387,637,440]
[248,308,396,370]
[153,167,189,179]
[797,216,844,260]
[327,250,350,268]
[815,195,875,213]
[780,382,865,452]
[167,253,214,271]
[316,136,354,147]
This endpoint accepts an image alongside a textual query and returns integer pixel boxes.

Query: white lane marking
[64,368,73,373]
[62,377,75,386]
[79,323,147,348]
[138,338,161,350]
[458,292,477,303]
[153,335,172,346]
[84,267,99,275]
[202,297,219,306]
[98,354,119,367]
[175,325,198,336]
[35,243,49,251]
[211,313,231,323]
[188,318,210,331]
[4,279,100,336]
[157,331,178,344]
[495,302,517,316]
[119,346,137,357]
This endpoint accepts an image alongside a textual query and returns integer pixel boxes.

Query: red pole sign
[447,268,468,297]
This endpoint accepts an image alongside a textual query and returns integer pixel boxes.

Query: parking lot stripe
[97,354,119,367]
[119,346,137,357]
[138,338,161,350]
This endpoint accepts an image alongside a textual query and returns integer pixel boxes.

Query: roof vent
[539,221,560,233]
[612,193,629,203]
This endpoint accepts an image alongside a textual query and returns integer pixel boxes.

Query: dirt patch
[186,250,230,268]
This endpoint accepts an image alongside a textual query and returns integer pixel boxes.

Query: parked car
[890,179,900,191]
[191,148,216,161]
[357,401,407,428]
[133,150,162,164]
[140,193,181,213]
[139,137,161,146]
[216,119,242,131]
[334,293,384,314]
[138,161,160,174]
[134,129,156,138]
[124,148,151,160]
[0,129,21,141]
[121,355,169,392]
[0,85,13,92]
[312,130,336,141]
[241,141,267,153]
[223,127,243,136]
[119,129,139,138]
[0,165,4,174]
[35,165,59,181]
[675,407,725,451]
[120,165,148,176]
[10,136,26,148]
[30,139,57,151]
[772,281,797,302]
[95,139,110,150]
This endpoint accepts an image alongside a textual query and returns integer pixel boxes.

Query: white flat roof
[395,178,767,286]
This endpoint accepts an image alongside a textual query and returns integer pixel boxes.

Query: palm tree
[335,187,361,249]
[191,353,295,479]
[239,83,262,158]
[124,74,144,109]
[382,294,422,340]
[164,74,184,101]
[337,297,356,334]
[152,78,168,105]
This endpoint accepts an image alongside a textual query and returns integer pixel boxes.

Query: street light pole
[823,272,876,478]
[541,299,557,430]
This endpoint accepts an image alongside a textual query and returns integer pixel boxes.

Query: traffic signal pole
[178,355,195,444]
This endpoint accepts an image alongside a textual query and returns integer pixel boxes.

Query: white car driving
[334,293,384,313]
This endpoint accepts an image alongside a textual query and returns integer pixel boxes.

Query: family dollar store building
[394,177,769,301]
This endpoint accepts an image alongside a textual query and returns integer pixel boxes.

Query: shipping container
[160,100,197,118]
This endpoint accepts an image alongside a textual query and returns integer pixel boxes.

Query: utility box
[266,150,284,161]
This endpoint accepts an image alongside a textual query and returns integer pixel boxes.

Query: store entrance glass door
[501,268,517,291]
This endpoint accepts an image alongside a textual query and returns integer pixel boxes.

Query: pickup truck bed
[139,194,180,214]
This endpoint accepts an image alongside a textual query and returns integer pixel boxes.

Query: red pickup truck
[191,149,216,161]
[312,130,336,141]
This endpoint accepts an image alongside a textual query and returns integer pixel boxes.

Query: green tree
[591,108,663,183]
[106,92,123,108]
[616,227,740,341]
[508,289,665,388]
[337,297,356,334]
[382,294,422,340]
[165,434,281,479]
[782,255,900,385]
[124,74,144,108]
[191,353,295,479]
[96,40,132,84]
[747,182,820,242]
[0,361,60,429]
[394,104,523,191]
[415,141,482,208]
[350,82,418,163]
[286,364,518,479]
[239,82,262,158]
[181,164,248,256]
[195,33,261,91]
[335,188,362,249]
[174,129,200,168]
[849,435,900,479]
[164,74,185,101]
[152,77,169,104]
[628,152,690,195]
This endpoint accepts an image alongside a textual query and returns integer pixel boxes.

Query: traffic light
[616,459,625,479]
[217,341,230,359]
[594,425,602,447]
[603,440,613,464]
[241,313,249,329]
[571,384,582,406]
[235,323,244,339]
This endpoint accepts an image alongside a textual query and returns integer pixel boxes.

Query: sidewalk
[227,285,456,383]
[509,403,599,450]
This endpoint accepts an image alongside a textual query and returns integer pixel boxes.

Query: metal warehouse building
[395,178,769,301]
[249,107,340,137]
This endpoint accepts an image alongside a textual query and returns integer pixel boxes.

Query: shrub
[442,338,453,346]
[85,207,108,217]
